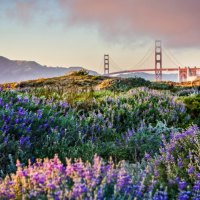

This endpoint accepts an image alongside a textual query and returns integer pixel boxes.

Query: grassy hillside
[0,71,200,199]
[0,70,151,92]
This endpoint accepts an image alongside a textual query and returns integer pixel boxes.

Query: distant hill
[0,56,98,83]
[115,72,178,82]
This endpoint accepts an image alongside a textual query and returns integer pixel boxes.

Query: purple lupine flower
[23,96,29,103]
[37,109,43,119]
[19,136,31,147]
[178,181,187,190]
[177,158,183,168]
[0,97,4,106]
[4,136,9,144]
[59,101,69,108]
[144,153,151,161]
[153,190,168,200]
[196,173,200,180]
[72,182,88,198]
[193,180,200,191]
[96,186,104,199]
[117,168,132,192]
[47,182,56,190]
[187,166,195,174]
[178,191,191,200]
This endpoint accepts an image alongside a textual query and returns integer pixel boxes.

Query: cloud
[57,0,200,48]
[4,0,40,23]
[2,0,200,48]
[2,0,57,25]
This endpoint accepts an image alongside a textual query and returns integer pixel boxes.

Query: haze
[1,0,200,74]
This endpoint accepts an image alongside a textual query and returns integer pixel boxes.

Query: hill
[0,56,98,83]
[0,70,151,93]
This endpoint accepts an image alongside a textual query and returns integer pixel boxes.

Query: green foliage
[0,87,192,175]
[69,69,89,76]
[150,82,173,90]
[0,75,200,198]
[0,82,197,181]
[124,121,179,162]
[147,126,200,199]
[109,77,151,91]
[181,94,200,126]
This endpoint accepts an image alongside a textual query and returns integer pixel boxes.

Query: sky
[1,0,200,74]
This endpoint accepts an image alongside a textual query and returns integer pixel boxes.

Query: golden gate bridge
[103,40,200,82]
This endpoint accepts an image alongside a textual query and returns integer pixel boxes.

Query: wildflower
[47,182,56,190]
[144,153,151,161]
[177,191,191,200]
[193,180,200,191]
[178,181,187,190]
[153,189,168,200]
[187,166,195,174]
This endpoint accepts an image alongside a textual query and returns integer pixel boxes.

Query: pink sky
[59,0,200,47]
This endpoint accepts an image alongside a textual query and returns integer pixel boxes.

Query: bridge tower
[178,67,187,82]
[155,40,162,81]
[104,54,109,74]
[179,66,199,82]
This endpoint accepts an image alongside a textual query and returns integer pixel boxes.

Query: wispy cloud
[4,0,40,23]
[2,0,59,25]
[2,0,200,48]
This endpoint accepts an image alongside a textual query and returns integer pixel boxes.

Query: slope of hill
[0,56,98,83]
[0,71,152,94]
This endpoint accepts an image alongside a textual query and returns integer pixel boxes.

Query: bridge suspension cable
[110,45,155,72]
[165,48,183,66]
[131,44,154,68]
[109,56,124,72]
[134,50,154,68]
[163,48,181,67]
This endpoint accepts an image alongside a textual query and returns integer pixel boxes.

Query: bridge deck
[108,68,179,75]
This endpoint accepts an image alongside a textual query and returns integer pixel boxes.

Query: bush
[2,124,200,200]
[121,121,179,162]
[0,88,191,175]
[109,77,151,91]
[149,82,172,90]
[144,125,200,199]
[68,69,89,76]
[182,94,200,126]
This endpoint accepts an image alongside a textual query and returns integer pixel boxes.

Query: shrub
[182,94,200,126]
[0,88,191,175]
[68,69,89,76]
[3,124,200,200]
[121,121,179,162]
[176,88,199,96]
[109,77,151,92]
[144,125,200,199]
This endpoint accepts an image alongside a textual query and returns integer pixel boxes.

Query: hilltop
[2,70,199,94]
[0,70,152,93]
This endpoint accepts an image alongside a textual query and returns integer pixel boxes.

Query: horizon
[1,0,200,74]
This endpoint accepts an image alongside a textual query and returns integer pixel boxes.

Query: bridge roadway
[107,67,179,75]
